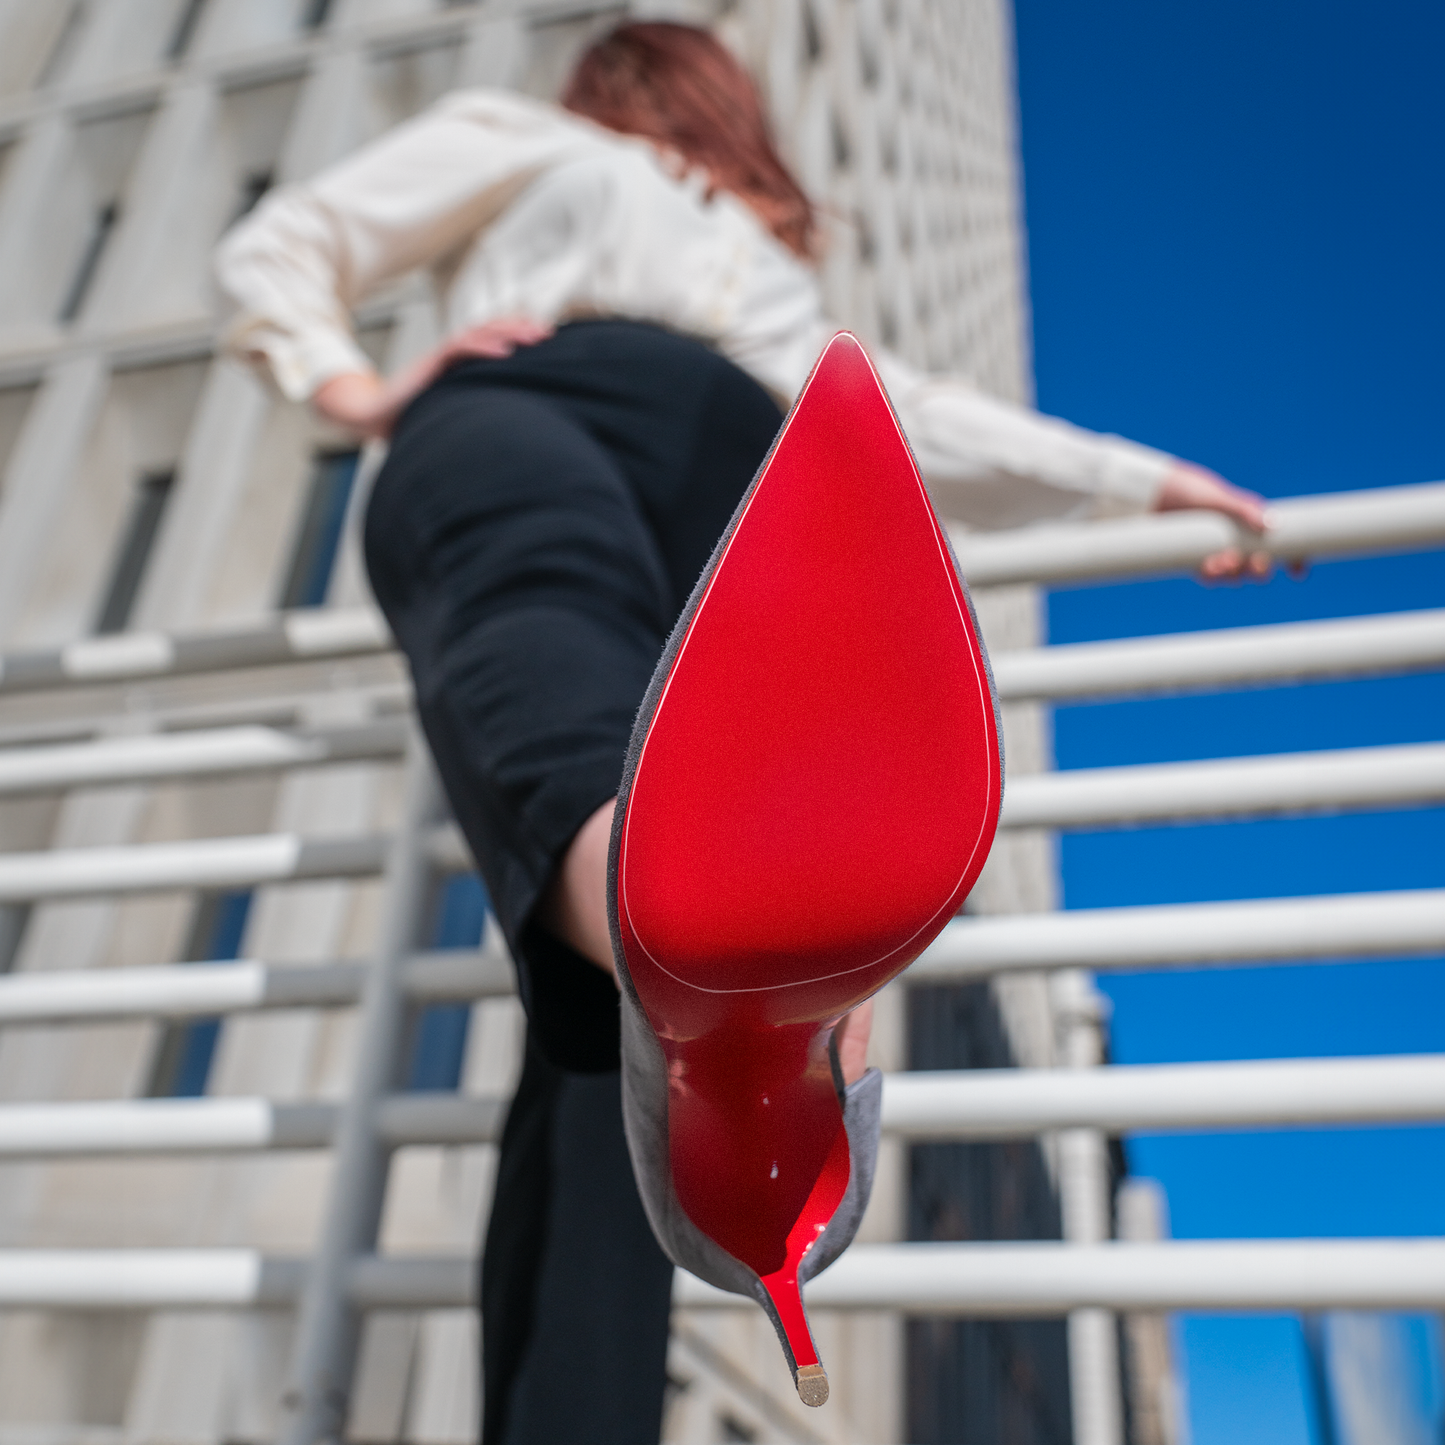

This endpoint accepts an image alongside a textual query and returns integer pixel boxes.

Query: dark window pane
[58,202,120,324]
[404,873,489,1092]
[278,450,359,609]
[95,469,174,634]
[229,169,273,226]
[165,0,208,59]
[301,0,334,32]
[0,904,31,975]
[147,891,253,1098]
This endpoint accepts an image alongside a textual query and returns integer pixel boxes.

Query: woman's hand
[1153,462,1288,582]
[312,316,554,440]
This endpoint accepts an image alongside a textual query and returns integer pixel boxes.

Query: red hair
[561,22,818,260]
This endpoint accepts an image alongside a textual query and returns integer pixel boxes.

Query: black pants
[364,321,783,1444]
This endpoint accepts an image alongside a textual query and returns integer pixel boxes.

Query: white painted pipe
[881,1055,1445,1138]
[912,889,1445,979]
[0,611,394,696]
[1001,742,1445,830]
[4,1051,1438,1158]
[994,608,1445,701]
[0,947,513,1027]
[0,961,272,1022]
[0,483,1439,697]
[0,832,387,902]
[7,1239,1445,1313]
[281,609,391,658]
[0,1093,505,1157]
[0,1099,285,1155]
[0,727,320,792]
[0,722,405,797]
[0,1250,273,1307]
[954,480,1445,587]
[677,1238,1445,1314]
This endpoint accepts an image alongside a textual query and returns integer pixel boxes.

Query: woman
[216,23,1271,1442]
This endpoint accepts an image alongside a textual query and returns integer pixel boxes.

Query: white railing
[0,482,1439,1445]
[0,1093,506,1156]
[0,1051,1439,1158]
[0,946,510,1024]
[952,479,1445,586]
[913,888,1445,977]
[879,1055,1445,1136]
[1001,741,1445,828]
[5,1238,1445,1314]
[0,833,390,901]
[678,1238,1445,1314]
[995,607,1445,700]
[0,721,405,796]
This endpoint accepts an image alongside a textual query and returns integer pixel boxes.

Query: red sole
[616,333,1001,1373]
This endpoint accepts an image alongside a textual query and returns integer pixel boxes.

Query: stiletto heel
[609,332,1002,1404]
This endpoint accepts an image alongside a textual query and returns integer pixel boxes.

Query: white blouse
[215,88,1176,531]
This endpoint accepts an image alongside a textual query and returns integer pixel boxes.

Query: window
[165,0,209,61]
[277,450,359,609]
[147,891,253,1098]
[57,201,119,324]
[0,904,30,975]
[403,873,489,1092]
[229,168,273,226]
[94,469,174,633]
[300,0,334,33]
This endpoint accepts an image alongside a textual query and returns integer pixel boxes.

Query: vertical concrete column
[0,113,72,337]
[0,354,109,643]
[94,78,220,332]
[1053,967,1125,1445]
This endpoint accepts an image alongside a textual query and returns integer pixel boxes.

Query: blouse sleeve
[869,349,1177,530]
[214,91,583,401]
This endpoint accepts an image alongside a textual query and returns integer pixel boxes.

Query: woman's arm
[872,351,1278,580]
[215,92,582,404]
[312,316,554,438]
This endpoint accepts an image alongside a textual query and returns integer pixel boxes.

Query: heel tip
[795,1364,829,1407]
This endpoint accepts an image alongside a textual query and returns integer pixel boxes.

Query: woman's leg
[363,324,784,1444]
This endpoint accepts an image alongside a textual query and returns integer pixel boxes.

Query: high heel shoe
[608,332,1002,1406]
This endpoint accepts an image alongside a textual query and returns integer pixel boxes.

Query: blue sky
[1012,2,1445,1440]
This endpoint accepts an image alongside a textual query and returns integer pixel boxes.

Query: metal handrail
[913,888,1445,978]
[952,479,1445,587]
[1001,741,1445,829]
[0,947,511,1026]
[1,721,1437,826]
[880,1054,1445,1137]
[995,607,1445,701]
[0,825,474,902]
[0,833,391,901]
[6,1239,1445,1313]
[0,610,392,696]
[0,483,1439,699]
[2,1052,1442,1158]
[0,1093,506,1157]
[679,1238,1445,1314]
[0,886,1436,1022]
[0,720,406,797]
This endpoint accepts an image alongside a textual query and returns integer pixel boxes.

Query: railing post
[1053,969,1125,1445]
[275,726,442,1445]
